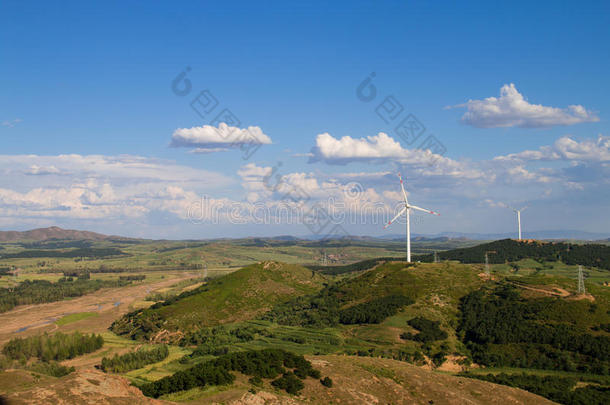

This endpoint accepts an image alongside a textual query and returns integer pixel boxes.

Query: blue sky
[1,0,609,238]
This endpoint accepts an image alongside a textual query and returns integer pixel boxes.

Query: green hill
[264,261,484,327]
[111,261,326,341]
[419,239,610,270]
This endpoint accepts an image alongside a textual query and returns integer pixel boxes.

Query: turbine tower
[384,173,440,262]
[510,206,527,240]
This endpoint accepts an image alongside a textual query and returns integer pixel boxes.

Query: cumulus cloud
[453,84,598,128]
[0,154,232,224]
[309,132,486,180]
[495,135,610,162]
[170,122,271,153]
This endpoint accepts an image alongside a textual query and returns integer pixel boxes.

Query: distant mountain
[0,226,113,242]
[433,230,610,241]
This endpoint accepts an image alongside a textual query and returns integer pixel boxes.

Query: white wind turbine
[384,173,440,262]
[510,206,527,240]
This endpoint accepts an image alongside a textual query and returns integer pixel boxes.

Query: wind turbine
[510,206,527,240]
[384,173,440,262]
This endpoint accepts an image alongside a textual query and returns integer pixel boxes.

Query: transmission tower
[577,265,586,295]
[484,251,496,277]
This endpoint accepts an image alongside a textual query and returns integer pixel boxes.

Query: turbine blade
[397,172,409,205]
[409,205,440,216]
[384,206,407,229]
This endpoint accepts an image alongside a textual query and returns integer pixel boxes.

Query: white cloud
[170,122,271,153]
[25,165,62,175]
[453,84,598,128]
[309,132,486,180]
[1,118,22,128]
[495,135,610,162]
[0,154,233,223]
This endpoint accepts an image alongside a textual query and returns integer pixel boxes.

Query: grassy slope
[148,261,326,331]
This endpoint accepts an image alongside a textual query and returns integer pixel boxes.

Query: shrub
[320,376,333,387]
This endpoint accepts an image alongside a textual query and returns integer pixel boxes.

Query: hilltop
[0,226,116,242]
[111,261,326,341]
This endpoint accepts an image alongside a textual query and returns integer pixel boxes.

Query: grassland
[55,312,99,326]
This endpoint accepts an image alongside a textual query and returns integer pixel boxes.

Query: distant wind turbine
[510,206,527,240]
[384,173,440,262]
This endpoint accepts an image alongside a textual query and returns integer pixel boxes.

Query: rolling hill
[111,261,326,341]
[0,226,113,242]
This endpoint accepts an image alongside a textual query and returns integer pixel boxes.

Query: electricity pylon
[485,251,496,277]
[577,265,586,295]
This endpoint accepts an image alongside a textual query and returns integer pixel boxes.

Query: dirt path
[0,272,196,345]
[507,280,571,297]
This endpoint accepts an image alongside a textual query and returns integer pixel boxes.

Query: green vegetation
[101,345,169,373]
[0,278,129,313]
[2,331,103,362]
[28,361,75,377]
[55,312,99,326]
[320,376,333,387]
[461,372,610,405]
[111,262,325,341]
[306,257,398,275]
[401,316,448,342]
[338,295,414,324]
[458,284,610,374]
[139,349,321,398]
[119,274,146,281]
[264,261,478,327]
[0,247,125,259]
[420,239,610,270]
[270,372,304,394]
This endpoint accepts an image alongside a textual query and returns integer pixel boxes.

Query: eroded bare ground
[3,355,556,405]
[0,272,197,345]
[3,369,167,405]
[223,355,557,405]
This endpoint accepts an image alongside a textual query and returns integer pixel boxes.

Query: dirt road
[0,272,197,344]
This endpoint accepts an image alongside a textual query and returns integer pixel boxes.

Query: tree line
[306,257,399,275]
[139,349,322,398]
[0,278,129,313]
[0,247,125,259]
[420,239,610,270]
[101,345,168,373]
[461,372,610,405]
[2,331,103,362]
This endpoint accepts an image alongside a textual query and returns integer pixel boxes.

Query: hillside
[111,261,326,341]
[0,226,111,242]
[264,261,484,327]
[419,238,610,270]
